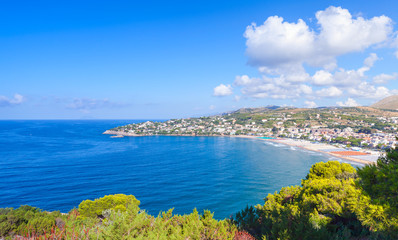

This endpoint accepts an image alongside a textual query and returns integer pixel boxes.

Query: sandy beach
[259,138,381,165]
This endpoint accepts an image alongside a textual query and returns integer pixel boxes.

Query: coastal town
[104,106,398,164]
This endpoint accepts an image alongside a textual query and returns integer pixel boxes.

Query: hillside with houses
[105,105,398,151]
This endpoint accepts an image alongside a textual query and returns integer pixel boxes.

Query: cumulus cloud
[316,86,343,97]
[316,8,392,56]
[244,6,392,70]
[363,53,380,68]
[213,6,398,104]
[213,84,233,96]
[311,53,379,88]
[347,82,394,99]
[332,68,363,87]
[312,70,334,86]
[0,94,24,107]
[244,16,315,68]
[304,101,318,108]
[373,73,398,84]
[233,52,392,101]
[234,74,313,99]
[336,98,360,107]
[234,75,262,86]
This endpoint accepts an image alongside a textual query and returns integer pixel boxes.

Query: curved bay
[0,120,334,219]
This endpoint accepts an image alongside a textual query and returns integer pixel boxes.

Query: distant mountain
[371,95,398,110]
[222,105,285,115]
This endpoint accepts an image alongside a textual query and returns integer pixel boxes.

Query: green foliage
[357,147,398,236]
[0,194,237,239]
[0,205,62,238]
[234,161,372,240]
[303,161,356,183]
[69,198,237,239]
[331,136,362,147]
[371,122,392,131]
[78,194,140,218]
[358,148,398,208]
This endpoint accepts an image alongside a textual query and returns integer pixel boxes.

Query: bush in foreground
[0,194,237,239]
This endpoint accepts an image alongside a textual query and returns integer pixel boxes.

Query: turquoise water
[0,120,339,219]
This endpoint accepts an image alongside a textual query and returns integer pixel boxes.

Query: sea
[0,120,353,219]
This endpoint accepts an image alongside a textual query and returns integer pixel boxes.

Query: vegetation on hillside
[1,148,398,239]
[234,147,398,239]
[0,194,237,239]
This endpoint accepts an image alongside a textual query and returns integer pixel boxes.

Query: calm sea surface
[0,120,347,219]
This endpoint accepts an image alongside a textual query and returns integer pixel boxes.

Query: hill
[220,105,283,115]
[371,95,398,110]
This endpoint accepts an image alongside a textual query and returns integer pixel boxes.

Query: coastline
[261,138,379,165]
[103,130,261,138]
[104,130,379,165]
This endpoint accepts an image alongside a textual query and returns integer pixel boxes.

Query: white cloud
[316,86,343,97]
[299,84,313,95]
[244,6,392,70]
[357,53,380,76]
[213,84,233,96]
[304,101,318,108]
[316,7,392,56]
[312,70,334,86]
[336,98,360,107]
[232,52,391,101]
[347,82,394,99]
[244,16,315,68]
[373,73,398,84]
[363,53,379,68]
[234,74,313,99]
[214,6,397,104]
[234,75,264,86]
[309,53,379,89]
[209,105,216,110]
[332,68,363,87]
[0,94,24,107]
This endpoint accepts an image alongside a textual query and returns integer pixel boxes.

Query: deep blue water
[0,120,342,219]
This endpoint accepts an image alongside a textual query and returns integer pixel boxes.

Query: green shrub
[235,161,369,240]
[0,205,62,238]
[78,194,140,218]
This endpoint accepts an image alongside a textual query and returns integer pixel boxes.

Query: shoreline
[103,130,261,138]
[104,130,379,165]
[262,138,378,165]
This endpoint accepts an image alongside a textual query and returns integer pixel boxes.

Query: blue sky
[1,0,398,119]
